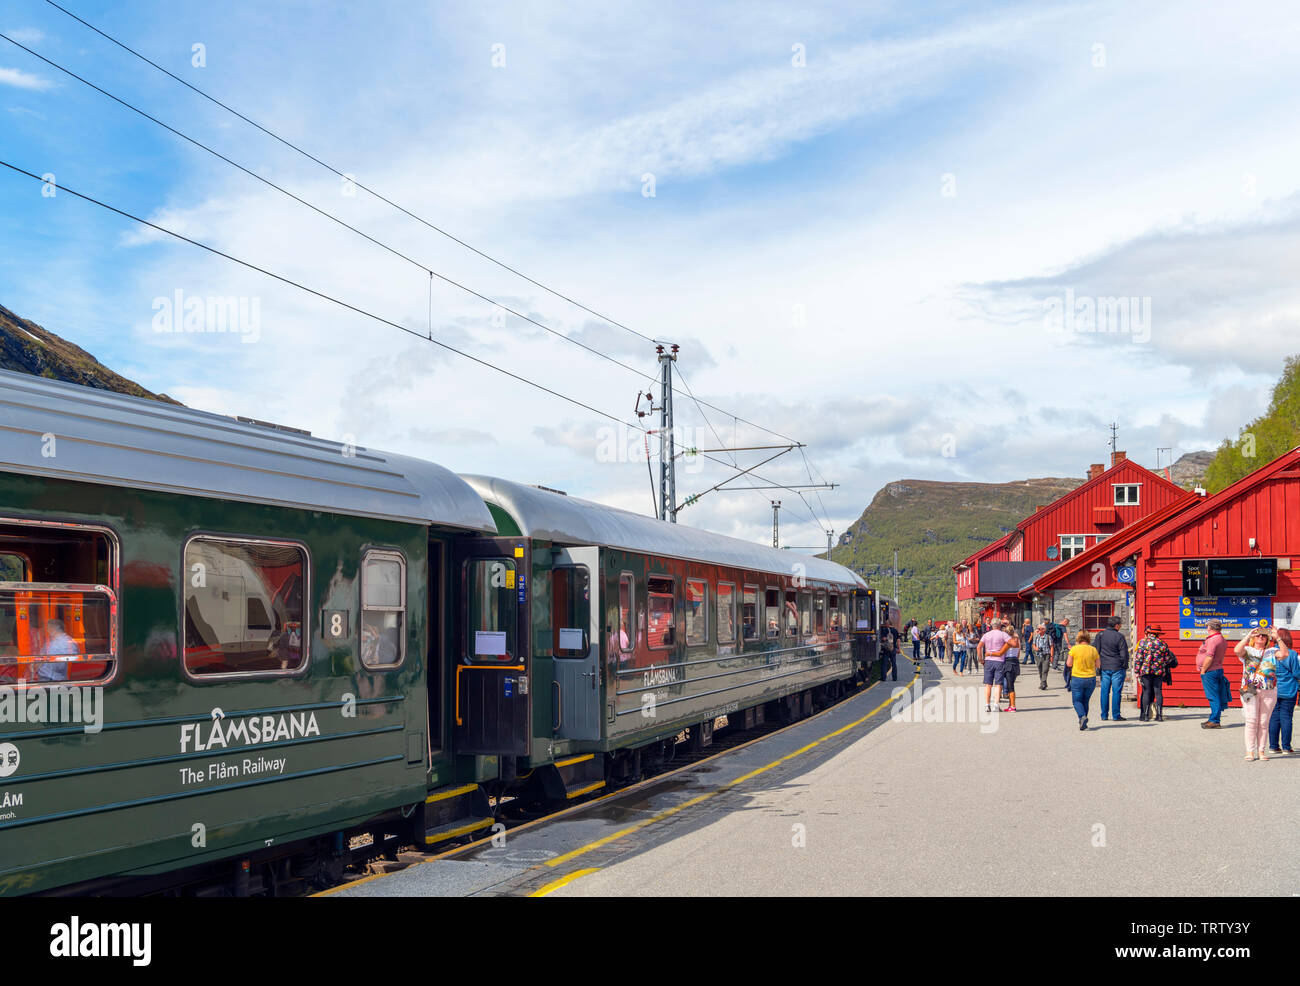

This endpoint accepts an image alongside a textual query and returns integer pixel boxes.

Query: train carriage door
[453,538,530,756]
[551,547,601,740]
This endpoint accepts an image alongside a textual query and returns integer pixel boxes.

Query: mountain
[827,476,1085,623]
[1203,354,1300,494]
[0,304,179,404]
[1167,450,1214,488]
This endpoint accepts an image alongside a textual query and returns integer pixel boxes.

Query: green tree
[1204,355,1300,494]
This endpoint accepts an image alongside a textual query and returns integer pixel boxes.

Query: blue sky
[4,0,1300,547]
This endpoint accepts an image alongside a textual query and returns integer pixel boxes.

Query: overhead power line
[0,157,826,515]
[12,16,807,448]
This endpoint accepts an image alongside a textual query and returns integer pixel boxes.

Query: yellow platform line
[529,867,601,897]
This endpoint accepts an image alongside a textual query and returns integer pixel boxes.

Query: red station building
[954,452,1185,629]
[1101,446,1300,708]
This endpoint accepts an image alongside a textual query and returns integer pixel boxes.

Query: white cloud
[0,66,52,91]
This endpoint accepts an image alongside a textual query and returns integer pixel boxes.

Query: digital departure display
[1206,559,1277,597]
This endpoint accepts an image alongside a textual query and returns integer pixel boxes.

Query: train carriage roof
[0,369,496,531]
[461,474,866,587]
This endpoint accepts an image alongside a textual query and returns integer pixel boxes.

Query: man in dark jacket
[1095,615,1130,721]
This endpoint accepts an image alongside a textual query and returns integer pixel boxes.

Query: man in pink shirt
[978,620,1011,712]
[1197,618,1232,728]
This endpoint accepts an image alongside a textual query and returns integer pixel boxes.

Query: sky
[2,0,1299,550]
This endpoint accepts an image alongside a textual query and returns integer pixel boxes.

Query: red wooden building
[955,452,1185,627]
[1104,446,1300,707]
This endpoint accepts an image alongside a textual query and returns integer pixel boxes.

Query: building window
[1114,484,1140,506]
[1083,601,1113,632]
[717,582,736,644]
[1059,535,1088,561]
[184,536,307,677]
[361,550,406,668]
[685,578,708,646]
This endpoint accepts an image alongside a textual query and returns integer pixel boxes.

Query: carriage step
[424,815,495,846]
[541,753,606,802]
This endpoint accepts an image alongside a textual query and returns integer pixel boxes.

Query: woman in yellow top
[1066,630,1101,731]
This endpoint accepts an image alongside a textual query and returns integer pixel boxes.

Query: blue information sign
[1178,595,1270,640]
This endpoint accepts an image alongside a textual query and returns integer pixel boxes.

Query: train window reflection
[717,582,736,644]
[0,520,117,686]
[467,559,517,662]
[184,537,307,677]
[361,550,406,668]
[784,590,799,637]
[648,575,675,650]
[618,574,634,654]
[742,585,759,642]
[765,588,781,638]
[552,566,590,658]
[685,579,707,646]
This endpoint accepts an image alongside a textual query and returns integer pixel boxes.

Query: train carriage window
[184,537,307,677]
[814,592,826,635]
[552,566,590,658]
[466,559,518,662]
[828,594,841,633]
[0,521,117,686]
[617,574,634,654]
[765,588,781,638]
[361,550,406,668]
[784,590,799,637]
[685,579,708,646]
[800,592,813,637]
[717,582,736,644]
[742,585,759,642]
[648,576,676,649]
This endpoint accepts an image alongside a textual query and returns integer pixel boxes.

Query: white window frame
[1113,483,1140,506]
[1059,535,1088,561]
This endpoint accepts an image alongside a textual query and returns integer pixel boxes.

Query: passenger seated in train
[36,617,79,681]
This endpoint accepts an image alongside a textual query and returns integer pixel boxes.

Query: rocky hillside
[1168,450,1214,488]
[0,303,179,403]
[827,476,1085,623]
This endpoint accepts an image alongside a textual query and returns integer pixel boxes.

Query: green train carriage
[454,475,868,798]
[0,370,497,895]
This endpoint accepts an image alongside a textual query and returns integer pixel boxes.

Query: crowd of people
[895,615,1300,758]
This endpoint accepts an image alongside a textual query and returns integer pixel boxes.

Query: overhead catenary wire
[0,157,826,516]
[0,31,657,388]
[6,23,810,451]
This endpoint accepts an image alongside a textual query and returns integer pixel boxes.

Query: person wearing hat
[1196,619,1232,728]
[1133,625,1175,722]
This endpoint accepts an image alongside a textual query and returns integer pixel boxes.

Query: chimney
[1034,504,1045,512]
[1111,450,1127,468]
[1088,463,1105,480]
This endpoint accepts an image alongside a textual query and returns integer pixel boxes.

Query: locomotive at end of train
[0,370,876,896]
